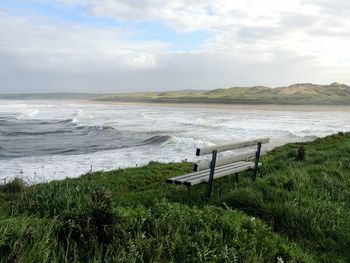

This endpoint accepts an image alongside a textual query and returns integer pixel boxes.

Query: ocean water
[1,100,350,184]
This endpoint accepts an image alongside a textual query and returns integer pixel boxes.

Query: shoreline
[72,99,350,112]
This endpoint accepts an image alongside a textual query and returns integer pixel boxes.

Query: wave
[1,117,75,125]
[0,130,73,136]
[1,122,117,137]
[0,115,128,159]
[16,109,39,119]
[142,135,173,145]
[37,119,75,125]
[77,125,116,136]
[0,115,119,139]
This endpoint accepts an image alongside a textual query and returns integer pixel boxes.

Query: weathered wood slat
[175,162,250,184]
[194,150,267,171]
[166,162,246,183]
[166,161,247,183]
[174,162,252,185]
[185,163,261,186]
[181,163,253,186]
[196,137,270,156]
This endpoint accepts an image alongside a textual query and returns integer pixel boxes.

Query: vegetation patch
[1,132,350,262]
[95,82,350,105]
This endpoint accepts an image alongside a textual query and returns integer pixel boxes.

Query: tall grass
[1,132,350,261]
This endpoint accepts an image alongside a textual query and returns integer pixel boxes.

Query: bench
[166,137,270,198]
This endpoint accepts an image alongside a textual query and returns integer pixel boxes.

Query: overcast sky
[1,0,350,93]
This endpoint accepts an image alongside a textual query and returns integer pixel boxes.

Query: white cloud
[52,0,350,68]
[1,0,350,92]
[0,11,164,70]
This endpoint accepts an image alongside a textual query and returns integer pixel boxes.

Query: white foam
[2,100,350,184]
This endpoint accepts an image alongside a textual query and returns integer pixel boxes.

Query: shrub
[2,177,25,193]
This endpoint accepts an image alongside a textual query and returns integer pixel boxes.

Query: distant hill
[3,83,350,105]
[96,82,350,105]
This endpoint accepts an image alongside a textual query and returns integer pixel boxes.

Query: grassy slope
[96,83,350,105]
[1,133,350,262]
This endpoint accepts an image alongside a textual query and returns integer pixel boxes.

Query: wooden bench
[166,137,270,198]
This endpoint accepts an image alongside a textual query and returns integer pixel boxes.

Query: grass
[95,83,350,105]
[1,132,350,262]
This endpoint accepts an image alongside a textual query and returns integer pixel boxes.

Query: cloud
[0,12,164,69]
[1,0,350,93]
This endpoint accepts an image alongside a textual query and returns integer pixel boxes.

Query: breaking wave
[142,135,173,145]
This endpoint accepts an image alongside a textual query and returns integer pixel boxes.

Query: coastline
[5,99,350,184]
[73,99,350,112]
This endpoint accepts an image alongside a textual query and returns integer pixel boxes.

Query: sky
[1,0,350,93]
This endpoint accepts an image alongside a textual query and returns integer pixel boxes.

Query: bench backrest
[194,137,269,171]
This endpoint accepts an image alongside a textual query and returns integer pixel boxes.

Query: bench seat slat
[186,162,260,186]
[167,161,260,186]
[175,162,253,185]
[166,161,248,183]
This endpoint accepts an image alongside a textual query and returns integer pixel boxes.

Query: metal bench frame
[166,138,269,198]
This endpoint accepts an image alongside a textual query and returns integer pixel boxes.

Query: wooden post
[252,142,262,180]
[235,173,239,184]
[207,150,217,199]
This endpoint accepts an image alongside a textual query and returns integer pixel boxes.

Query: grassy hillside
[1,132,350,262]
[96,82,350,105]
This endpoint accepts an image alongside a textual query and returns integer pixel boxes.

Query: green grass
[95,83,350,105]
[1,132,350,262]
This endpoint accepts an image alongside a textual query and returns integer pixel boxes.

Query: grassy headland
[1,132,350,262]
[96,82,350,105]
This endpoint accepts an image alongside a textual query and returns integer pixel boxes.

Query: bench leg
[207,150,217,199]
[235,173,239,184]
[252,142,262,180]
[187,185,191,195]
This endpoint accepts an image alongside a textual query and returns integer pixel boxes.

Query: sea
[1,100,350,184]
